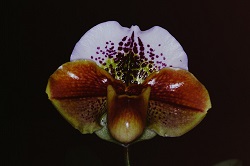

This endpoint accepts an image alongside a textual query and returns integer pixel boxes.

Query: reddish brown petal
[46,60,124,133]
[143,68,211,136]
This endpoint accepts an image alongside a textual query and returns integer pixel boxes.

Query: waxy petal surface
[46,60,124,133]
[142,68,211,136]
[107,85,150,144]
[71,21,188,84]
[46,21,212,145]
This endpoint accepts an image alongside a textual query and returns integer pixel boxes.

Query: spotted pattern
[90,32,167,85]
[148,101,196,128]
[58,97,107,124]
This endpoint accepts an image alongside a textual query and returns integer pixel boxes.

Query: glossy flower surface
[46,21,211,146]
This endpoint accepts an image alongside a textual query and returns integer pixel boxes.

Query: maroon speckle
[125,42,130,47]
[138,37,143,46]
[139,52,144,56]
[133,46,138,54]
[124,48,129,53]
[92,30,166,84]
[122,36,127,41]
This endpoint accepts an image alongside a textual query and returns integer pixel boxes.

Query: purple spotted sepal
[71,21,188,84]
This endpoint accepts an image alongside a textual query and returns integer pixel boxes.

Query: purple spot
[122,36,127,41]
[97,47,100,49]
[158,44,161,46]
[124,47,129,53]
[138,37,143,46]
[133,46,138,54]
[125,42,130,47]
[139,52,144,56]
[119,42,123,46]
[147,44,150,47]
[91,56,93,59]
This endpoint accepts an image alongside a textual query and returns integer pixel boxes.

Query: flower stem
[124,146,130,166]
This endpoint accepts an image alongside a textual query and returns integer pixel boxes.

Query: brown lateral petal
[143,68,211,136]
[46,60,124,133]
[107,85,151,144]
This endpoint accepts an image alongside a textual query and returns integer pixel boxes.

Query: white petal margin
[138,26,188,70]
[70,21,188,70]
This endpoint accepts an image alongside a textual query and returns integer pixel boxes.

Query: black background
[5,0,250,166]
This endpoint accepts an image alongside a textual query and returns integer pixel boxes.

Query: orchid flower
[46,21,211,147]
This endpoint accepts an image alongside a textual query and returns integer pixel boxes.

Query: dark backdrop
[5,0,250,166]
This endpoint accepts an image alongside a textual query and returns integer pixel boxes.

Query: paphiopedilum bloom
[46,21,211,146]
